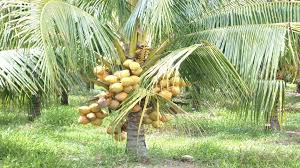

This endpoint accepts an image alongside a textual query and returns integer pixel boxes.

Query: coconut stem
[126,111,147,160]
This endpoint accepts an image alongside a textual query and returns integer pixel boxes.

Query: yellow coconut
[98,97,110,108]
[97,71,109,82]
[91,118,103,126]
[114,132,127,141]
[119,70,131,78]
[78,106,90,115]
[93,65,106,76]
[109,83,124,93]
[153,86,161,93]
[131,104,142,113]
[131,68,143,76]
[115,92,128,102]
[132,84,140,90]
[89,103,101,113]
[121,77,134,86]
[124,86,133,93]
[160,114,174,122]
[86,113,96,121]
[78,115,89,124]
[109,100,120,109]
[95,111,108,119]
[104,75,118,84]
[179,79,187,87]
[130,76,140,85]
[123,59,134,68]
[129,62,141,71]
[171,86,181,96]
[113,71,121,79]
[170,77,181,86]
[152,120,163,128]
[159,90,173,100]
[149,111,161,121]
[159,79,169,88]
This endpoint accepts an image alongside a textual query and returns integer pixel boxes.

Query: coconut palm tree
[1,0,300,158]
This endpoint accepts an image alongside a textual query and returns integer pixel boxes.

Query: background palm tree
[1,0,300,159]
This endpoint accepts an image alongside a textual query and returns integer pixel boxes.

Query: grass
[0,93,300,168]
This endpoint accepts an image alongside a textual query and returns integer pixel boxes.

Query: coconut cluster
[78,104,108,126]
[153,76,187,100]
[78,59,143,141]
[78,59,187,141]
[142,109,174,128]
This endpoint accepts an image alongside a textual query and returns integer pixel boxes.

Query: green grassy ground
[0,93,299,168]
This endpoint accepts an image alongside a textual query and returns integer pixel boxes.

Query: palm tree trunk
[126,112,147,159]
[61,87,69,105]
[269,96,281,130]
[270,110,281,130]
[28,93,41,121]
[296,80,300,93]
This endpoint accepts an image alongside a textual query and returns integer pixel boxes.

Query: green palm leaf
[0,49,40,93]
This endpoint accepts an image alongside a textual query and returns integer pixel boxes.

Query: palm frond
[0,0,118,91]
[124,0,205,42]
[178,24,293,122]
[193,1,300,31]
[183,25,288,82]
[0,48,40,94]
